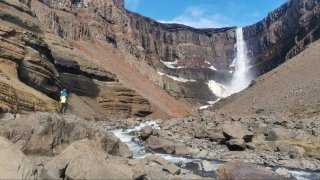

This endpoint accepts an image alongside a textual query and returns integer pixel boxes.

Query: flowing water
[228,28,253,94]
[111,121,320,180]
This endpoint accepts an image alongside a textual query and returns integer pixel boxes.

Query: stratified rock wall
[244,0,320,76]
[26,0,237,102]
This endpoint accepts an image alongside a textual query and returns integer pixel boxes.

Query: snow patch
[199,99,221,109]
[158,72,196,82]
[209,66,217,71]
[204,61,211,65]
[206,80,228,98]
[160,60,185,69]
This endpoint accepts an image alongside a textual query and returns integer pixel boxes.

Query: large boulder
[216,160,281,180]
[42,139,133,179]
[0,137,36,179]
[226,139,246,151]
[146,135,175,154]
[266,128,294,141]
[0,112,132,157]
[140,126,154,140]
[222,121,253,142]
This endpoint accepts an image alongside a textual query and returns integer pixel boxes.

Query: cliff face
[244,0,320,76]
[24,0,237,104]
[0,0,154,119]
[2,0,319,117]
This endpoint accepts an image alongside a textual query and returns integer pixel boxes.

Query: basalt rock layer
[1,0,319,117]
[244,0,320,76]
[0,0,155,118]
[23,0,237,104]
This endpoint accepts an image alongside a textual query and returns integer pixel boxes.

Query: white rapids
[111,121,320,180]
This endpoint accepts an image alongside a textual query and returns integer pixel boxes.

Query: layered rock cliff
[23,0,237,104]
[244,0,320,76]
[0,0,155,119]
[1,0,319,118]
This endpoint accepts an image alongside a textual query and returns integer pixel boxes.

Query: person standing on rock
[60,88,68,114]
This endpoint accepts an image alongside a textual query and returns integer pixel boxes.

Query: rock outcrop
[0,0,59,113]
[21,0,236,104]
[244,0,320,76]
[23,0,320,105]
[216,161,282,180]
[0,136,36,179]
[0,0,155,118]
[0,112,132,157]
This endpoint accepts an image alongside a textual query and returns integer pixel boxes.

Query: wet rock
[222,121,253,142]
[275,168,296,179]
[140,126,153,140]
[118,143,133,158]
[201,160,213,172]
[0,137,36,179]
[145,135,175,154]
[216,160,281,180]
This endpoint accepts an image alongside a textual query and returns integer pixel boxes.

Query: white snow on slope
[158,72,196,82]
[206,80,228,98]
[160,60,185,69]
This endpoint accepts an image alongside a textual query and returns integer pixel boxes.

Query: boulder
[266,128,294,141]
[226,139,246,151]
[201,160,213,172]
[146,135,175,154]
[140,126,153,140]
[207,131,225,143]
[174,143,188,155]
[275,168,295,179]
[0,137,35,179]
[0,113,132,157]
[277,144,306,158]
[42,139,133,179]
[216,160,281,180]
[144,155,181,175]
[222,121,253,142]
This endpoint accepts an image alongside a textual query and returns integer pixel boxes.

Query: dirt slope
[213,40,320,120]
[71,39,194,118]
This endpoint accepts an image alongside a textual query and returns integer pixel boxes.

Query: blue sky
[125,0,287,28]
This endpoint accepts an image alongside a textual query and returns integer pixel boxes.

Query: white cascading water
[228,28,252,94]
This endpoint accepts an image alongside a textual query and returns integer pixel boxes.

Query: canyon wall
[24,0,237,104]
[244,0,320,76]
[1,0,319,117]
[0,0,154,119]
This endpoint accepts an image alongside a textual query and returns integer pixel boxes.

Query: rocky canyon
[0,0,319,179]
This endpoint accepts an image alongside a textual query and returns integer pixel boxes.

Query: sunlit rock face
[9,0,320,110]
[244,0,320,77]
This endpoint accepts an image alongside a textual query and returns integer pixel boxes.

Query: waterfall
[229,28,252,94]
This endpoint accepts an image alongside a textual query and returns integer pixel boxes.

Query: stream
[110,121,320,180]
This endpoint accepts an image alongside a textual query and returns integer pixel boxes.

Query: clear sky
[125,0,287,28]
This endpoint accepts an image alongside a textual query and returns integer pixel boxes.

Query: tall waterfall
[229,28,252,94]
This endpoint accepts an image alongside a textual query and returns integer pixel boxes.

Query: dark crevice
[59,164,69,179]
[56,64,116,82]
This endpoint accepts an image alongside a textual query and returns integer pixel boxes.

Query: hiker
[60,88,68,114]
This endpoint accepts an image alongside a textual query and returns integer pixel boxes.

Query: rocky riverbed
[0,112,319,179]
[108,111,320,179]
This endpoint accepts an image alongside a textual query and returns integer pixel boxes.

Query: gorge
[0,0,319,179]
